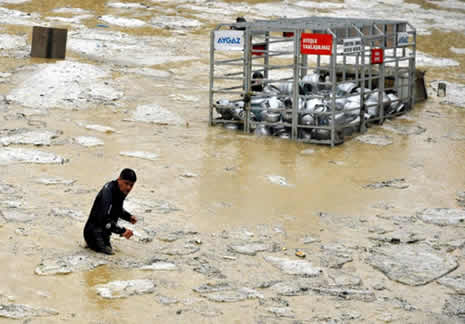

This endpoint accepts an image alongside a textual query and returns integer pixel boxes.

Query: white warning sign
[343,37,362,54]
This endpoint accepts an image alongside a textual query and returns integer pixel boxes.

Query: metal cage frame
[209,17,416,146]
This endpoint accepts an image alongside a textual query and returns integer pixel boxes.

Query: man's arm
[121,209,132,222]
[121,209,137,224]
[97,187,126,235]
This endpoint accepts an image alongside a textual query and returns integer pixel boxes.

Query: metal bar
[301,49,308,79]
[292,30,301,140]
[214,57,244,64]
[329,28,337,147]
[213,76,246,80]
[317,54,321,74]
[215,62,245,66]
[342,26,349,81]
[244,30,252,133]
[261,38,295,45]
[383,57,412,63]
[362,35,385,41]
[251,49,293,55]
[368,47,373,90]
[212,119,244,124]
[409,27,416,109]
[378,61,385,123]
[212,90,246,94]
[378,24,386,123]
[250,52,294,59]
[383,24,388,48]
[213,86,244,91]
[264,31,270,80]
[251,63,295,69]
[209,30,215,126]
[223,71,245,77]
[258,77,294,83]
[359,48,366,133]
[374,24,384,38]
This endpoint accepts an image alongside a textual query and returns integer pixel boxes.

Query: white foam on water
[99,15,147,27]
[0,148,65,164]
[0,0,30,3]
[301,0,465,35]
[69,27,131,42]
[426,0,465,10]
[0,129,61,146]
[45,15,93,24]
[177,4,226,14]
[107,2,150,9]
[451,47,465,54]
[343,0,381,8]
[0,7,40,26]
[120,151,159,161]
[68,28,198,66]
[52,7,92,14]
[128,104,184,125]
[73,136,104,147]
[267,175,293,187]
[178,3,249,24]
[415,50,460,67]
[6,61,123,110]
[0,72,12,79]
[0,34,27,50]
[250,3,313,18]
[169,94,201,103]
[35,177,76,185]
[122,67,172,78]
[149,0,206,4]
[295,1,344,9]
[75,122,116,133]
[430,80,465,109]
[192,0,463,42]
[150,15,202,29]
[180,2,251,15]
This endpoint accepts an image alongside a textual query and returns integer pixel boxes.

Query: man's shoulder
[100,180,116,194]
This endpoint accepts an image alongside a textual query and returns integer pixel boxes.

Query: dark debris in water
[364,178,409,189]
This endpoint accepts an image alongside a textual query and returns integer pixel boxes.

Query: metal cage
[209,17,416,146]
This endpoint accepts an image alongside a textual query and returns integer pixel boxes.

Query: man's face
[117,178,135,195]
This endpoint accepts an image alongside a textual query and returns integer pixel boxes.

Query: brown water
[1,0,465,323]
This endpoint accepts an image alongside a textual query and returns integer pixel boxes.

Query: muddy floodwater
[1,0,465,323]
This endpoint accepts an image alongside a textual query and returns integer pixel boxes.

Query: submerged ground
[1,0,465,323]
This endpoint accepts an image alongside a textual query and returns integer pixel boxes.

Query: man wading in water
[84,168,138,255]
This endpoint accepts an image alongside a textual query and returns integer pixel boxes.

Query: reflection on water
[82,265,121,310]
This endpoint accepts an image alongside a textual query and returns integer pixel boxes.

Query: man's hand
[122,229,133,239]
[130,215,137,224]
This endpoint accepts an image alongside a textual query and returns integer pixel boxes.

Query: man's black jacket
[85,180,132,236]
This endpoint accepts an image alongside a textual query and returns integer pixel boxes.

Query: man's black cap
[120,168,137,182]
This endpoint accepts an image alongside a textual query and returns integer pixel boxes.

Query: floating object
[437,82,447,97]
[31,26,67,59]
[295,251,306,258]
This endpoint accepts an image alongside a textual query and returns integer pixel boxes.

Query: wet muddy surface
[1,0,465,323]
